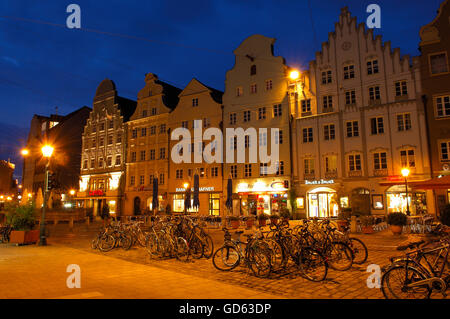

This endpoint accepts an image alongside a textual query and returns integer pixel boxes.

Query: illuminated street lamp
[401,168,411,216]
[39,144,54,246]
[289,70,300,81]
[21,148,30,156]
[69,189,76,196]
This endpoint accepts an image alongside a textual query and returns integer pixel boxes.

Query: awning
[408,175,450,190]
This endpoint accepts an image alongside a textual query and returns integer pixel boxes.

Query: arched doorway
[307,187,339,218]
[133,196,141,215]
[350,188,371,214]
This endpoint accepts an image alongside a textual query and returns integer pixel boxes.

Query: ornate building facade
[76,79,136,217]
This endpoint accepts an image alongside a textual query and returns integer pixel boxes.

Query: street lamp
[39,144,54,246]
[21,148,30,156]
[289,70,300,81]
[401,168,410,216]
[69,189,75,196]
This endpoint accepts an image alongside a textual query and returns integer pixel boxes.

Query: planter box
[9,230,39,244]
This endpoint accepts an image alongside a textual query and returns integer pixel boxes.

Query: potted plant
[244,216,255,228]
[257,213,269,227]
[337,208,352,231]
[229,216,240,229]
[387,212,407,235]
[360,215,375,234]
[280,208,291,223]
[6,203,39,244]
[270,213,280,225]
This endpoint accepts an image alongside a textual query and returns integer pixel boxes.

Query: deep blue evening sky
[0,0,443,129]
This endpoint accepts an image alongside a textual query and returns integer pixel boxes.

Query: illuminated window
[400,149,415,168]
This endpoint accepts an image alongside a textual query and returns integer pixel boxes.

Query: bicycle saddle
[397,240,425,251]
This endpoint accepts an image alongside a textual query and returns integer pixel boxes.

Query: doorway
[307,187,338,218]
[133,197,141,215]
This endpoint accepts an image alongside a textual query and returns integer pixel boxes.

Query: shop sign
[305,179,334,185]
[176,187,215,192]
[89,190,105,196]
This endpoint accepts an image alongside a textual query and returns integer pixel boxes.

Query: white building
[291,7,433,218]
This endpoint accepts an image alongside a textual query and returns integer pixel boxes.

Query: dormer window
[250,65,256,76]
[192,98,199,107]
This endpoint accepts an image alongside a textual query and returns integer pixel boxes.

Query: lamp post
[401,168,410,216]
[40,145,54,246]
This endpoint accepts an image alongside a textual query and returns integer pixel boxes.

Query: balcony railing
[373,169,388,177]
[303,173,315,180]
[325,170,338,179]
[348,170,362,177]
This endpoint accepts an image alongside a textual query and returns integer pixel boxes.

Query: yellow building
[124,73,181,215]
[222,35,294,216]
[168,79,224,215]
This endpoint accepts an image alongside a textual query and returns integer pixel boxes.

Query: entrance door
[133,197,141,215]
[307,187,338,218]
[351,188,371,214]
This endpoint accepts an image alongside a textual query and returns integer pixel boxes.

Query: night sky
[0,0,444,178]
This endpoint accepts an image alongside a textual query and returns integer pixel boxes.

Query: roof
[116,96,137,122]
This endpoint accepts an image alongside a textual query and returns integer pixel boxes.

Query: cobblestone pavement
[0,222,444,299]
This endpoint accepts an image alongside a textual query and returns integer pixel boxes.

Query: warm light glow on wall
[109,172,122,190]
[80,175,90,192]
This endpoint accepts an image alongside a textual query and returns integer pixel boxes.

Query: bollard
[69,217,74,232]
[54,218,58,226]
[350,215,357,233]
[86,216,90,226]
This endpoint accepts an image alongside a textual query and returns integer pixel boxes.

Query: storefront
[235,181,288,216]
[170,187,222,215]
[306,187,339,218]
[385,185,427,215]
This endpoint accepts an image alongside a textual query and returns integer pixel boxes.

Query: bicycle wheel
[99,234,115,252]
[265,239,285,271]
[382,265,431,299]
[137,230,147,247]
[212,245,240,271]
[201,234,214,259]
[298,247,328,282]
[175,237,190,262]
[146,233,160,258]
[348,237,368,264]
[91,237,99,250]
[120,234,132,250]
[247,246,272,278]
[327,242,353,271]
[189,237,204,259]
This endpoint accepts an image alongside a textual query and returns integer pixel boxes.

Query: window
[229,113,236,125]
[130,176,135,186]
[148,126,155,135]
[367,59,379,75]
[304,158,315,174]
[92,125,97,133]
[348,154,362,171]
[159,148,165,159]
[99,137,104,147]
[244,164,252,177]
[370,117,384,135]
[141,127,147,137]
[429,53,449,75]
[142,110,148,118]
[344,64,355,79]
[176,169,183,179]
[259,132,267,146]
[301,99,311,113]
[192,98,198,107]
[199,168,206,178]
[211,167,219,177]
[436,95,450,118]
[259,163,268,176]
[140,150,146,161]
[321,70,332,84]
[132,129,138,139]
[159,174,164,185]
[231,165,237,178]
[369,86,381,101]
[303,127,313,143]
[150,149,155,160]
[139,175,145,185]
[83,160,88,169]
[236,86,243,97]
[108,120,114,129]
[273,104,282,117]
[187,169,192,177]
[250,84,257,94]
[115,155,121,166]
[160,124,166,133]
[99,122,105,131]
[323,95,333,110]
[441,141,450,161]
[346,121,359,137]
[395,81,408,97]
[397,113,412,131]
[243,110,251,122]
[345,90,356,105]
[98,157,104,168]
[250,65,256,75]
[401,150,416,168]
[131,152,136,162]
[107,157,112,167]
[203,118,210,128]
[116,132,122,143]
[275,130,283,144]
[90,159,95,169]
[91,138,97,148]
[245,135,250,148]
[108,135,113,145]
[258,107,266,120]
[265,79,273,91]
[324,124,335,141]
[209,193,220,216]
[276,161,284,175]
[151,108,157,115]
[149,174,154,185]
[373,152,387,170]
[325,156,337,173]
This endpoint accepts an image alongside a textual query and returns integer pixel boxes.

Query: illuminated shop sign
[89,190,105,196]
[305,179,334,185]
[175,187,215,192]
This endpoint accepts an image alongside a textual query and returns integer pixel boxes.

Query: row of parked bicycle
[90,216,368,282]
